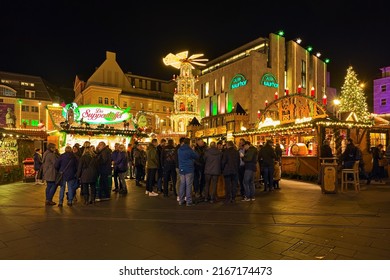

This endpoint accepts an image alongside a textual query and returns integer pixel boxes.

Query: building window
[31,106,39,113]
[381,85,387,92]
[131,102,135,109]
[163,106,167,112]
[214,79,217,94]
[110,98,115,105]
[22,105,30,112]
[221,76,225,93]
[301,60,306,88]
[381,99,386,106]
[123,101,127,108]
[140,103,144,109]
[25,90,35,98]
[148,103,152,111]
[370,132,386,149]
[205,82,209,97]
[98,97,103,104]
[104,98,108,104]
[156,105,160,111]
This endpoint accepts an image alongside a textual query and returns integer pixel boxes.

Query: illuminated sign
[258,117,280,129]
[230,74,248,89]
[260,73,279,88]
[62,103,132,124]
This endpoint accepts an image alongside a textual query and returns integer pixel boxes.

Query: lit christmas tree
[339,66,371,122]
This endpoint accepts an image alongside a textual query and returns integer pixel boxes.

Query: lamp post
[38,101,41,125]
[18,99,22,127]
[333,99,340,119]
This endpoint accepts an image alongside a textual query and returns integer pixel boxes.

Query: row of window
[1,79,35,87]
[96,97,172,112]
[21,105,39,112]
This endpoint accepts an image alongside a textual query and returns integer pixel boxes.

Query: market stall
[234,94,373,178]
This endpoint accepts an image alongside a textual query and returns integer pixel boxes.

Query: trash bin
[23,158,36,183]
[320,158,338,194]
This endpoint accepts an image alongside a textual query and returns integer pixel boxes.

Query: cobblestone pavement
[0,178,390,260]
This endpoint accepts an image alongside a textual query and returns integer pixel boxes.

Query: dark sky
[2,1,389,102]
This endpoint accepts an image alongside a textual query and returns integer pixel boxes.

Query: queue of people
[37,136,286,207]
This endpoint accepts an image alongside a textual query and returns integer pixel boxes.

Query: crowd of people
[34,137,285,207]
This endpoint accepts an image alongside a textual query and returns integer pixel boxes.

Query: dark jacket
[342,143,357,162]
[55,151,78,181]
[116,151,128,173]
[33,152,43,171]
[204,146,222,175]
[97,146,112,175]
[221,146,240,176]
[243,145,259,171]
[178,144,199,174]
[161,143,176,168]
[258,144,276,168]
[77,154,98,184]
[320,145,333,158]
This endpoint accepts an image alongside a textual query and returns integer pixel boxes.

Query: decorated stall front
[0,128,34,184]
[47,103,147,151]
[234,94,373,180]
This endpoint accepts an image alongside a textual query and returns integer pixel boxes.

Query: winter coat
[204,146,222,175]
[178,144,199,174]
[33,152,43,171]
[258,144,276,168]
[146,143,158,169]
[116,151,128,173]
[55,151,78,181]
[243,145,259,171]
[96,146,112,175]
[77,154,98,184]
[42,150,58,182]
[161,143,176,168]
[221,147,240,176]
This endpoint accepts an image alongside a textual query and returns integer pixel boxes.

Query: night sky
[1,1,389,107]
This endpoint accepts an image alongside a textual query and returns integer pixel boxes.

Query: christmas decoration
[339,66,371,122]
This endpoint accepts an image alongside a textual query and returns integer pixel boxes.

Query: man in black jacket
[258,140,277,192]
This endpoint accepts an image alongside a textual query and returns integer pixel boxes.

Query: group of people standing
[39,141,126,207]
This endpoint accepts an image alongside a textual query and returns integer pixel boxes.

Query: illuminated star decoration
[163,51,208,69]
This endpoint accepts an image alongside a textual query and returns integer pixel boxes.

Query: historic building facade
[0,71,54,130]
[73,51,176,137]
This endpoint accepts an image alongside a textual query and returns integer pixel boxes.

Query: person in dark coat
[77,145,98,204]
[55,145,79,207]
[161,139,177,197]
[221,140,240,203]
[33,148,44,185]
[111,143,122,192]
[96,141,112,200]
[258,140,276,192]
[203,141,222,203]
[241,140,259,200]
[116,144,129,194]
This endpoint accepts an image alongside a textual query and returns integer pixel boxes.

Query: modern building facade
[191,32,330,142]
[373,66,390,114]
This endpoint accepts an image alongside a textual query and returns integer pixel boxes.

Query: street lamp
[38,101,41,125]
[333,99,340,119]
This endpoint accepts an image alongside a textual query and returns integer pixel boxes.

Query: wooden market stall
[233,94,373,179]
